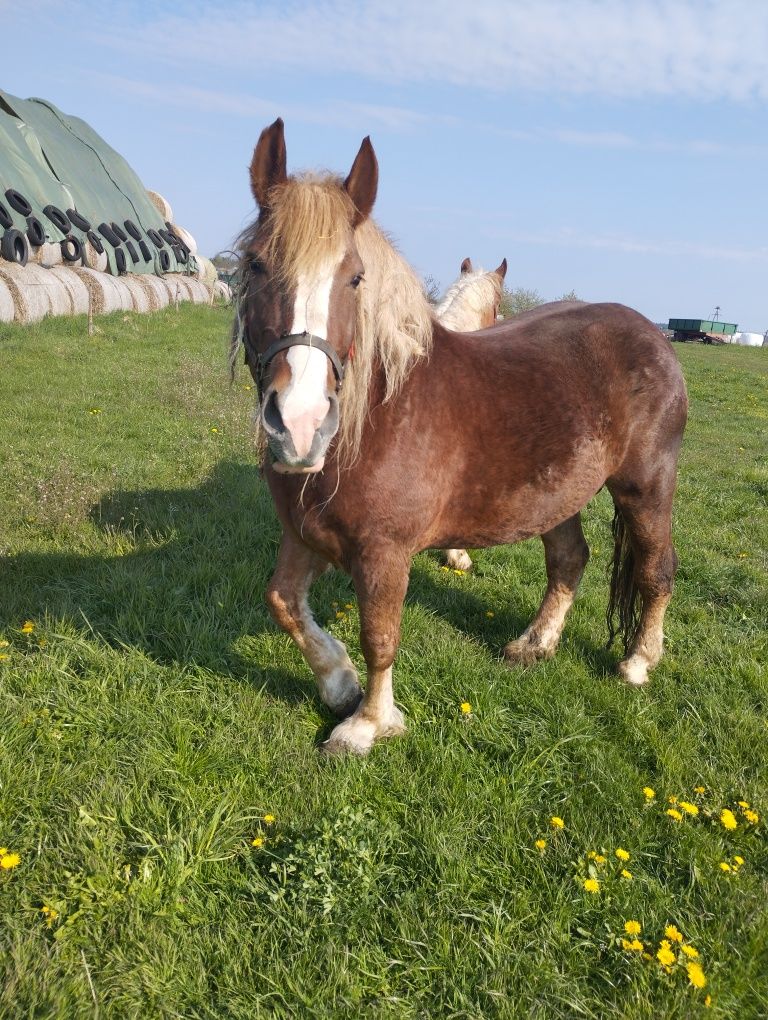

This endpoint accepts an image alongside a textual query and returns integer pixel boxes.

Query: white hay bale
[0,277,15,322]
[195,255,218,287]
[120,275,152,313]
[110,277,135,312]
[30,242,63,268]
[73,267,126,315]
[137,274,170,310]
[183,278,210,304]
[214,280,231,302]
[84,240,108,273]
[171,223,197,255]
[159,275,187,305]
[146,190,173,221]
[49,267,91,315]
[0,263,52,323]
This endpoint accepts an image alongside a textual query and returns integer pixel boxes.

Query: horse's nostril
[262,388,285,435]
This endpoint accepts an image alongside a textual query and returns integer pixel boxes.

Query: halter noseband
[256,332,346,394]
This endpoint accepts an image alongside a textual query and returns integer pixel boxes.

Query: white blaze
[277,263,336,459]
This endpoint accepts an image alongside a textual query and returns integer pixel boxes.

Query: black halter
[256,332,346,395]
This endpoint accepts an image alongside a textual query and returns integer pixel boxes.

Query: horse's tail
[606,508,641,653]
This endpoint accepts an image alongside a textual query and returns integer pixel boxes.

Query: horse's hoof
[320,708,406,756]
[503,637,551,667]
[320,668,363,719]
[444,549,473,571]
[331,687,364,719]
[618,656,650,687]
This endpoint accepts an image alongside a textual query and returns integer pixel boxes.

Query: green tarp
[0,90,194,275]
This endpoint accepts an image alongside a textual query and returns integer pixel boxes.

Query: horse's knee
[266,585,295,632]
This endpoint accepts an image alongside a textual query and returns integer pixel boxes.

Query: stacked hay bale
[0,263,52,322]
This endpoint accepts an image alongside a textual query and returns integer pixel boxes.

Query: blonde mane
[240,173,434,469]
[434,269,503,332]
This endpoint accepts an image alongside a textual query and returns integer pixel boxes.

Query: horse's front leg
[266,530,363,718]
[323,547,410,756]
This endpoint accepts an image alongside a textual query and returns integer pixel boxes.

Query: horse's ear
[344,137,378,226]
[460,257,473,275]
[250,118,287,208]
[495,257,508,281]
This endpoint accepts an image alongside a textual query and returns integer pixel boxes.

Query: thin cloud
[81,0,768,103]
[494,228,768,262]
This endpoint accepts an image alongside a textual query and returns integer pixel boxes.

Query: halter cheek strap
[258,332,346,392]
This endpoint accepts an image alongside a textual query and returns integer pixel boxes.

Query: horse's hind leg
[266,530,363,717]
[504,514,589,666]
[607,465,679,687]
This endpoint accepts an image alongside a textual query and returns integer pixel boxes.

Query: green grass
[1,307,766,1018]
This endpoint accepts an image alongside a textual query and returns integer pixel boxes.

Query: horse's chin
[272,457,325,475]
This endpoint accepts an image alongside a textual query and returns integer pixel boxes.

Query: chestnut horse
[235,119,688,755]
[434,256,508,570]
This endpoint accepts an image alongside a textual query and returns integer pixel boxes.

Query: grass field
[1,305,766,1018]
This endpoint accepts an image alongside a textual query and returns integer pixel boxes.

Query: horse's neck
[435,276,489,332]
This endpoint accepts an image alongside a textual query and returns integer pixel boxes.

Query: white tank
[732,331,764,347]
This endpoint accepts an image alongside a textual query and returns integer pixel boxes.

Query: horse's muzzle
[261,387,340,472]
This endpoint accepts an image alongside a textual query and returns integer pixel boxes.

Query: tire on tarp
[1,228,29,265]
[84,238,108,273]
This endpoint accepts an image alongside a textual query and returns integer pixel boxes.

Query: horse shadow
[2,460,615,712]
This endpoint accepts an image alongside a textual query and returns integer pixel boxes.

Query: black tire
[159,228,177,246]
[110,221,128,242]
[5,189,32,217]
[61,236,83,262]
[138,239,152,262]
[98,222,122,247]
[0,201,12,229]
[86,230,104,255]
[1,228,29,265]
[123,219,142,241]
[67,208,91,231]
[125,240,140,264]
[173,245,188,264]
[147,228,164,248]
[43,205,71,233]
[26,215,46,247]
[158,249,170,272]
[114,247,127,274]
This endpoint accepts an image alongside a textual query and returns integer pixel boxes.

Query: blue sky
[5,0,768,330]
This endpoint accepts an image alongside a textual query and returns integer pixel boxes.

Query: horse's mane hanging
[434,269,503,331]
[237,172,434,468]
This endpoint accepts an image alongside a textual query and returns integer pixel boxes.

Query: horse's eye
[351,273,363,288]
[250,259,265,274]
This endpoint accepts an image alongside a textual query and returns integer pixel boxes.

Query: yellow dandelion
[0,639,9,647]
[583,878,600,893]
[621,937,644,952]
[0,847,6,855]
[440,566,450,573]
[535,839,547,850]
[737,800,750,809]
[263,814,275,824]
[550,816,565,830]
[656,942,676,968]
[335,611,346,620]
[668,795,678,804]
[460,702,472,715]
[0,852,21,869]
[733,855,745,866]
[621,868,633,880]
[0,654,9,662]
[344,603,354,610]
[624,920,642,935]
[686,962,707,989]
[719,861,732,872]
[743,809,759,824]
[720,808,738,830]
[642,786,656,800]
[679,801,699,816]
[210,427,219,433]
[40,905,59,927]
[615,848,630,861]
[705,994,712,1007]
[666,808,683,821]
[251,837,264,848]
[593,853,606,865]
[665,925,683,943]
[485,611,494,618]
[21,621,35,634]
[694,786,706,794]
[681,945,699,959]
[452,568,465,575]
